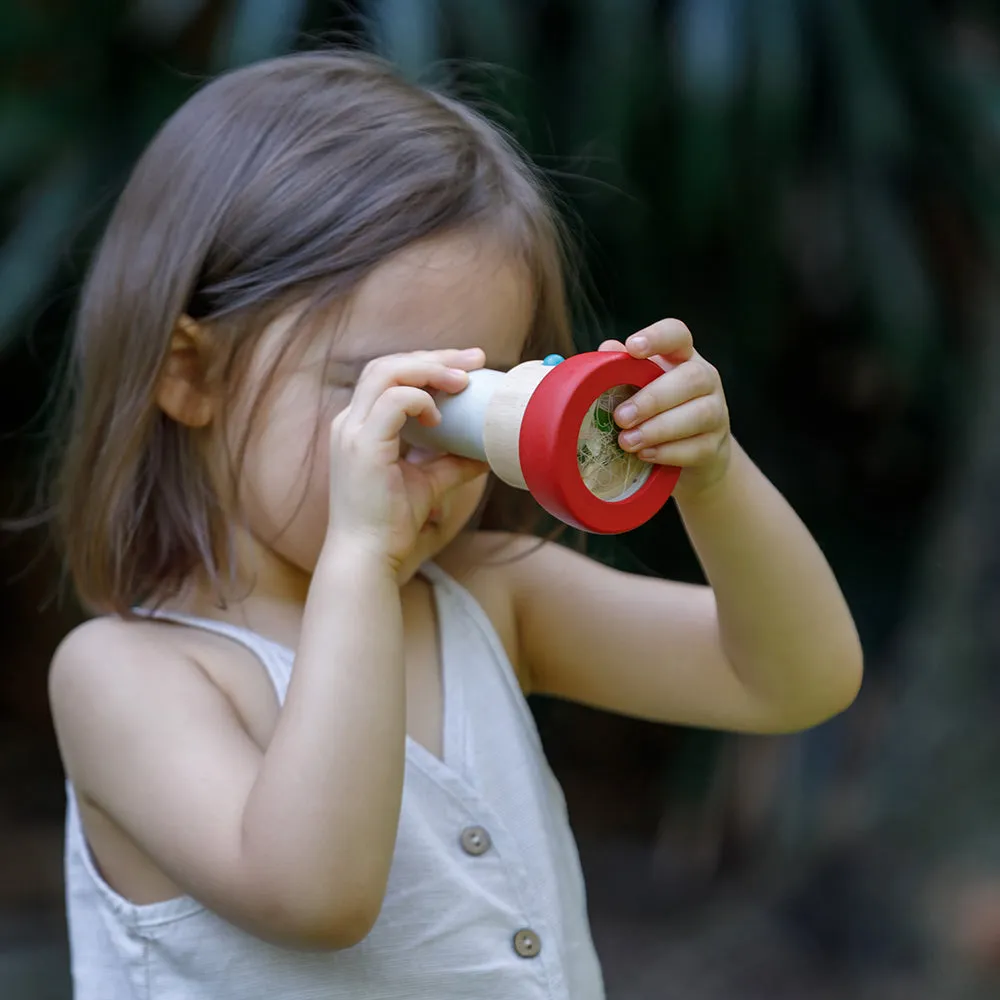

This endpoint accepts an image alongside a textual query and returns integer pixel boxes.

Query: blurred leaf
[0,155,91,353]
[214,0,309,69]
[447,0,523,70]
[128,0,207,42]
[566,0,650,152]
[0,97,67,189]
[854,180,935,380]
[675,0,746,104]
[673,0,749,236]
[370,0,441,80]
[750,0,803,131]
[822,0,909,161]
[0,5,51,59]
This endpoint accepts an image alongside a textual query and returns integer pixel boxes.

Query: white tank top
[63,562,605,999]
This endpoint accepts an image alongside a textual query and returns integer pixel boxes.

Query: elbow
[286,902,382,952]
[236,825,394,950]
[237,858,388,951]
[829,631,865,716]
[253,892,384,952]
[786,641,864,732]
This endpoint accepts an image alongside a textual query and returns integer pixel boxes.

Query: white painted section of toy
[401,368,506,461]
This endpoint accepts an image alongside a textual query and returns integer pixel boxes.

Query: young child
[47,50,862,999]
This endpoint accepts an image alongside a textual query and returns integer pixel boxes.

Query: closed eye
[322,360,361,390]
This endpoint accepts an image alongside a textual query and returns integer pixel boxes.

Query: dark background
[4,1,1000,997]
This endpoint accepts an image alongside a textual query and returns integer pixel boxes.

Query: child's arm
[51,546,405,949]
[503,441,860,732]
[501,321,862,733]
[50,349,488,950]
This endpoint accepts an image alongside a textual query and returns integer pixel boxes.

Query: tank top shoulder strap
[420,560,517,689]
[420,561,541,748]
[134,608,294,704]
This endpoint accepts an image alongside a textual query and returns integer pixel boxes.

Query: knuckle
[663,318,692,341]
[393,385,431,409]
[359,356,389,380]
[628,389,652,419]
[331,409,353,438]
[687,363,714,394]
[383,384,413,404]
[699,390,720,414]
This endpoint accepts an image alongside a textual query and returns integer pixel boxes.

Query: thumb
[598,339,627,352]
[422,455,490,499]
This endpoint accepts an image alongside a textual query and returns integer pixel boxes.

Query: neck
[164,528,315,648]
[160,527,435,649]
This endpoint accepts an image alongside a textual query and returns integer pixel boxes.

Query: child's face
[235,231,533,589]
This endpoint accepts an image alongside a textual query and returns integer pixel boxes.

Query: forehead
[318,231,533,370]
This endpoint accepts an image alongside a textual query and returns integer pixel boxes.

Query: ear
[156,315,215,428]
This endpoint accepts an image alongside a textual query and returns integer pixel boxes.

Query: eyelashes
[323,375,357,391]
[321,363,359,391]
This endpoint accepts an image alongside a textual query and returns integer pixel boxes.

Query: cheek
[240,396,332,533]
[448,474,489,527]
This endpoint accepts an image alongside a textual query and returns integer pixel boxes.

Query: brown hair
[52,49,574,616]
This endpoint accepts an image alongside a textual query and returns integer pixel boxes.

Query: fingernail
[627,335,648,353]
[616,402,637,426]
[620,429,642,448]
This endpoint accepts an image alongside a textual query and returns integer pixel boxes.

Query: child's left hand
[600,319,731,500]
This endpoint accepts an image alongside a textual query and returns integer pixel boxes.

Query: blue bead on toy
[542,354,564,366]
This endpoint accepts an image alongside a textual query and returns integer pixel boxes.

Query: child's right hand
[327,348,488,571]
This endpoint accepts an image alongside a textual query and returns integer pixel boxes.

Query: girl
[47,50,862,999]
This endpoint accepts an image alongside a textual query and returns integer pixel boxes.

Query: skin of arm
[504,438,861,733]
[51,348,488,951]
[50,542,406,950]
[496,316,861,732]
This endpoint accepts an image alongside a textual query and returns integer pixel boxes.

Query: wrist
[316,533,402,583]
[672,437,739,509]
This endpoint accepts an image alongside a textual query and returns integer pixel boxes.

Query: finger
[419,454,490,499]
[625,319,695,367]
[349,350,481,421]
[427,346,486,372]
[613,360,719,429]
[360,385,441,452]
[617,395,726,452]
[598,338,627,352]
[632,433,723,467]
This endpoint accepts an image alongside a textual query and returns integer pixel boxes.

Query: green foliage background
[6,0,1000,650]
[5,3,1000,990]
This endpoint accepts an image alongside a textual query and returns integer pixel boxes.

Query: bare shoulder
[436,530,591,597]
[50,615,193,706]
[438,529,537,569]
[50,614,244,706]
[50,615,277,784]
[442,530,597,583]
[50,616,205,738]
